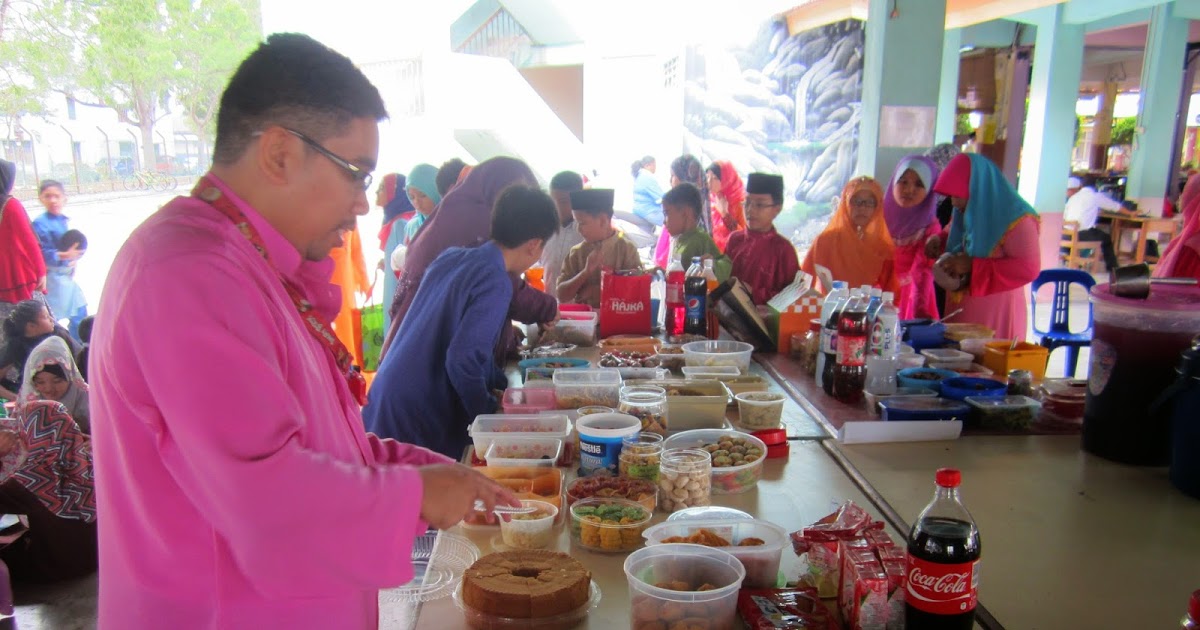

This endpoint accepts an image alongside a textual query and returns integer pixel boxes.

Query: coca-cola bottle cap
[935,468,962,488]
[1190,589,1200,620]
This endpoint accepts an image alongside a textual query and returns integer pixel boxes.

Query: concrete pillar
[998,51,1031,185]
[1090,80,1119,171]
[1017,5,1084,213]
[935,28,963,145]
[857,0,948,180]
[1125,3,1189,210]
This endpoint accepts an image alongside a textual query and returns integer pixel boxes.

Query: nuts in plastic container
[618,432,663,481]
[657,448,712,513]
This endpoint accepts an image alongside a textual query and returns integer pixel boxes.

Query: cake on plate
[461,550,591,620]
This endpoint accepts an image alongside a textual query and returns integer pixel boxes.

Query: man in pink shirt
[89,34,516,629]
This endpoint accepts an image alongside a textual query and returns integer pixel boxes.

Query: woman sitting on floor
[17,336,89,433]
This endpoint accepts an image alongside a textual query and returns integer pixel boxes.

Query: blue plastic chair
[1030,269,1096,378]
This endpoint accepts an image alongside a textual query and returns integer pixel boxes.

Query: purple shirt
[90,175,450,629]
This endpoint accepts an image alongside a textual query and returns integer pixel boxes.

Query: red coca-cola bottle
[906,468,981,630]
[832,293,868,403]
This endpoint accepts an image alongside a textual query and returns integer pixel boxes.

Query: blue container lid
[939,377,1006,402]
[880,397,970,422]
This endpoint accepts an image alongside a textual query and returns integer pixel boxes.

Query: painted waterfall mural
[683,18,865,249]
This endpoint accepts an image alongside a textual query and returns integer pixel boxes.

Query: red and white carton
[839,537,871,619]
[846,550,889,630]
[877,545,905,563]
[865,529,895,550]
[881,557,907,630]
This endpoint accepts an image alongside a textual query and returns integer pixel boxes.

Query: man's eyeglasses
[278,128,373,190]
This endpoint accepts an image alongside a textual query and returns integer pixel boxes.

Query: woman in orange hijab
[706,161,746,251]
[802,176,897,294]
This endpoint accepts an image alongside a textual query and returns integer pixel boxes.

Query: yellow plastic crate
[981,341,1049,380]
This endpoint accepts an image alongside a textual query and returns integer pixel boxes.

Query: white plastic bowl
[681,341,754,371]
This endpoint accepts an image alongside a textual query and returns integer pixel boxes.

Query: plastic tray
[641,518,789,589]
[681,340,754,371]
[517,357,590,380]
[681,366,743,378]
[663,429,767,494]
[879,397,971,422]
[469,414,572,461]
[920,348,973,367]
[553,368,622,409]
[483,437,564,468]
[863,387,937,415]
[379,531,479,604]
[453,581,601,630]
[626,379,732,431]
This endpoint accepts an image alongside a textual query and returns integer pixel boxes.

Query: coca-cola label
[836,335,866,366]
[904,554,979,616]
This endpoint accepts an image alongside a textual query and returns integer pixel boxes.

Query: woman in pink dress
[928,154,1040,341]
[884,155,941,319]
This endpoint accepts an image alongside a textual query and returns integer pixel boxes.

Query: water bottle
[870,292,901,359]
[815,281,849,391]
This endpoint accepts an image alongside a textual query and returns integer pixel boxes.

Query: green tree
[169,0,260,166]
[1111,117,1137,146]
[0,0,72,126]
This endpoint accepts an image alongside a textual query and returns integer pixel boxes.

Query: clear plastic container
[734,391,785,430]
[664,430,767,495]
[551,311,599,347]
[453,581,601,630]
[618,386,669,435]
[658,448,712,512]
[717,375,770,398]
[681,340,754,371]
[552,368,622,409]
[501,388,557,414]
[628,379,731,432]
[965,395,1042,430]
[497,500,558,549]
[897,353,926,370]
[619,432,664,481]
[569,497,653,553]
[566,476,657,513]
[483,437,564,468]
[624,544,745,630]
[681,365,742,378]
[666,506,752,522]
[463,467,564,527]
[641,518,789,588]
[864,387,937,415]
[655,345,687,372]
[920,348,973,368]
[469,414,572,461]
[959,337,994,362]
[879,397,970,422]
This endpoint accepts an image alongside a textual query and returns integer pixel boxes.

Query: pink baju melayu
[90,175,451,629]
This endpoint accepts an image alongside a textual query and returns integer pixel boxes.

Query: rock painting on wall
[683,18,864,250]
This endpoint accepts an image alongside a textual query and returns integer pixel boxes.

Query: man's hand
[924,234,944,259]
[59,245,83,263]
[418,464,520,530]
[584,248,604,278]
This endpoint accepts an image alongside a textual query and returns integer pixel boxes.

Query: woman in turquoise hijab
[927,153,1040,341]
[403,164,442,246]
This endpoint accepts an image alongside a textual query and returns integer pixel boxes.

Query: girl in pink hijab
[1154,174,1200,280]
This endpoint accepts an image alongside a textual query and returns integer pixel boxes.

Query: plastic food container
[569,497,653,553]
[681,340,754,371]
[944,323,995,342]
[566,476,657,513]
[641,518,789,589]
[965,395,1042,430]
[624,544,745,630]
[575,412,641,476]
[981,341,1049,381]
[666,506,752,522]
[517,357,590,380]
[553,368,622,409]
[469,414,572,463]
[664,429,767,494]
[864,387,937,415]
[938,377,1006,402]
[920,348,973,369]
[896,367,959,393]
[950,363,994,378]
[655,345,687,372]
[552,311,599,347]
[618,386,669,435]
[897,353,926,370]
[453,581,601,630]
[681,366,743,378]
[501,388,558,414]
[483,437,564,468]
[657,448,713,512]
[619,432,664,481]
[598,335,662,355]
[1040,379,1087,418]
[627,379,732,432]
[879,398,971,422]
[463,467,564,527]
[959,337,994,362]
[734,392,786,430]
[717,375,770,398]
[497,500,558,549]
[521,367,557,388]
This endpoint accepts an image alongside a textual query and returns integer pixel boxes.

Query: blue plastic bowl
[880,397,971,421]
[897,367,960,393]
[939,377,1006,402]
[517,357,590,380]
[904,322,946,351]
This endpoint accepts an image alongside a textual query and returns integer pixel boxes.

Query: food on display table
[498,501,558,550]
[569,498,652,553]
[659,529,766,547]
[658,449,712,512]
[566,476,658,512]
[459,550,592,627]
[599,351,661,368]
[483,437,563,468]
[625,545,745,630]
[463,467,563,527]
[553,368,622,409]
[789,501,875,598]
[643,519,790,589]
[619,386,669,435]
[698,436,763,469]
[521,342,577,358]
[669,334,708,345]
[734,392,785,430]
[737,587,832,630]
[619,432,664,481]
[656,345,687,372]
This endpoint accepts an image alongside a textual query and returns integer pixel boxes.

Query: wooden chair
[1060,221,1100,272]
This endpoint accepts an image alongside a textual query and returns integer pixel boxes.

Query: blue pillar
[1016,5,1084,213]
[935,28,963,145]
[857,0,948,180]
[1125,2,1189,206]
